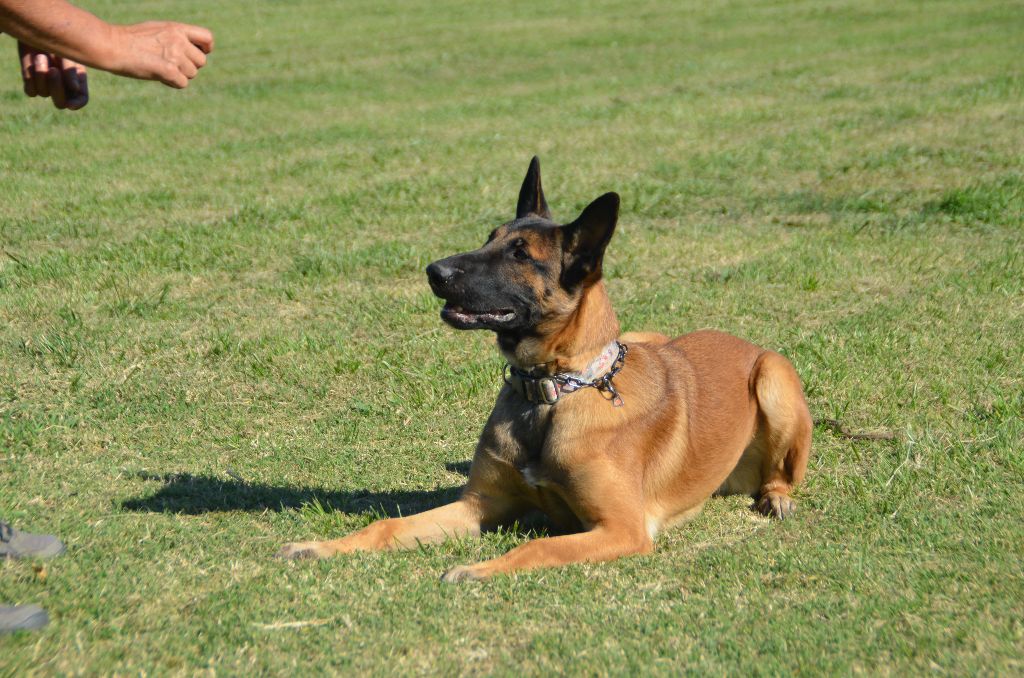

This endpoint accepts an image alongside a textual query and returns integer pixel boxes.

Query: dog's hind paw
[277,541,329,560]
[440,564,486,583]
[757,492,796,520]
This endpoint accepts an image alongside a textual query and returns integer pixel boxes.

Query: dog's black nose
[426,261,459,289]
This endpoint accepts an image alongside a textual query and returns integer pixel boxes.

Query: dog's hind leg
[751,351,812,519]
[277,493,522,559]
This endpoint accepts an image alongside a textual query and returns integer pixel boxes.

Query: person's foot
[0,521,66,560]
[0,605,49,634]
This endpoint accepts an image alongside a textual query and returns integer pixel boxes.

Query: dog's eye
[510,239,530,260]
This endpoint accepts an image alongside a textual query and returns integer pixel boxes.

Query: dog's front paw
[277,541,331,560]
[440,564,487,583]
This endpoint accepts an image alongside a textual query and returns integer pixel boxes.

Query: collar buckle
[537,377,560,404]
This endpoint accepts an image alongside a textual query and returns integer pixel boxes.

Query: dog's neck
[498,281,620,375]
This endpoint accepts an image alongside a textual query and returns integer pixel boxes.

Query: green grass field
[2,0,1023,673]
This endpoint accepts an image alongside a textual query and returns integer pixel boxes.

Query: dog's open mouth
[441,304,516,329]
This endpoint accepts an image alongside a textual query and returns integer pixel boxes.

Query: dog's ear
[560,192,619,290]
[516,156,552,220]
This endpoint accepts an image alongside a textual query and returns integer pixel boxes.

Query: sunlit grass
[1,0,1022,673]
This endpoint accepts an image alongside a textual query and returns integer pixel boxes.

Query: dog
[279,157,812,582]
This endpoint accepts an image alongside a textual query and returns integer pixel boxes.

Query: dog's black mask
[426,157,619,335]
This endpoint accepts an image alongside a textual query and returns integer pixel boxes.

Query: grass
[1,0,1022,673]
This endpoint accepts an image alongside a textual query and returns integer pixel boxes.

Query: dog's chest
[504,403,552,464]
[483,398,585,529]
[517,453,582,531]
[519,464,547,489]
[505,405,573,492]
[488,394,579,492]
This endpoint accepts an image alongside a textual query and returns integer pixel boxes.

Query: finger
[184,42,207,69]
[184,25,214,53]
[179,58,198,80]
[32,53,50,98]
[61,59,89,110]
[19,45,37,96]
[48,66,67,109]
[160,64,189,89]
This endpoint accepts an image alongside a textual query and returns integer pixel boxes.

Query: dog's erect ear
[516,156,552,220]
[560,192,619,290]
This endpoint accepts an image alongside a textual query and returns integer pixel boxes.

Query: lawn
[1,0,1022,673]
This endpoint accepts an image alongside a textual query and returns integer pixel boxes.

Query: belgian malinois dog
[279,158,812,582]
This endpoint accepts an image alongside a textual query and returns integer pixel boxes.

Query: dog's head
[426,157,619,347]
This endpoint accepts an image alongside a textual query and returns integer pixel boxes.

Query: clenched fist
[104,21,214,89]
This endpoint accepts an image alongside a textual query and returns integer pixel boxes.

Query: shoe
[0,605,49,634]
[0,521,66,560]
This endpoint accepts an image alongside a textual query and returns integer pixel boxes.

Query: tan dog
[279,158,812,582]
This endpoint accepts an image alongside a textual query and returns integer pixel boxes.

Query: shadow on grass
[444,460,471,477]
[121,471,465,517]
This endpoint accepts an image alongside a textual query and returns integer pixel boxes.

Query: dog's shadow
[120,462,473,517]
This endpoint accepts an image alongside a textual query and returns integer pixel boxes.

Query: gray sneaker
[0,521,66,560]
[0,605,49,634]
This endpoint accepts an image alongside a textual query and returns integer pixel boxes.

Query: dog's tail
[751,351,812,492]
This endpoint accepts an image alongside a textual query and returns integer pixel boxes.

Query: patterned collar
[504,340,628,407]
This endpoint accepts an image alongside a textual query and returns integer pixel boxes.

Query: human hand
[18,41,89,110]
[105,21,214,88]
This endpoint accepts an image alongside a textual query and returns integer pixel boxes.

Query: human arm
[0,0,213,88]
